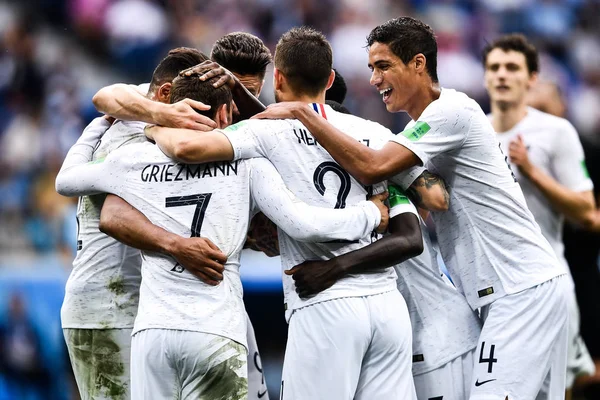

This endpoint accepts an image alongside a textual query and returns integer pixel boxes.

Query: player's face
[484,49,535,107]
[233,73,264,97]
[368,42,417,113]
[231,73,264,124]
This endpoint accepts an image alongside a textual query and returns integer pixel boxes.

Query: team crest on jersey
[224,121,247,132]
[401,121,430,141]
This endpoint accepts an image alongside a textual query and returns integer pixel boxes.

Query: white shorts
[131,329,247,400]
[246,313,269,400]
[413,348,475,400]
[281,290,416,400]
[565,287,595,388]
[63,328,132,400]
[470,276,569,400]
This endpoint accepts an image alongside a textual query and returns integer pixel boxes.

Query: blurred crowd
[0,0,599,398]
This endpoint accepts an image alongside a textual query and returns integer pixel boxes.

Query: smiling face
[368,42,418,113]
[484,48,536,109]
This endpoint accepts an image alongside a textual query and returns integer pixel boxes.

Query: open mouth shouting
[380,87,393,103]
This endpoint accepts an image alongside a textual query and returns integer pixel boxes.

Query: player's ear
[527,71,538,90]
[325,69,335,91]
[413,53,426,75]
[157,82,172,103]
[273,68,283,92]
[217,103,231,128]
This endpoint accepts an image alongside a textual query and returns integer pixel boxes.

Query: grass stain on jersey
[68,329,127,400]
[107,276,126,296]
[192,340,248,399]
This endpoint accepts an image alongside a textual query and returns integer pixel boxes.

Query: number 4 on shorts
[479,341,498,373]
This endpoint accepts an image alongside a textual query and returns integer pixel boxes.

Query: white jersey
[61,119,146,329]
[395,219,481,375]
[222,104,419,315]
[391,88,563,309]
[56,134,381,348]
[495,107,594,271]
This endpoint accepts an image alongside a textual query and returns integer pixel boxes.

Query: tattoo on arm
[406,170,450,209]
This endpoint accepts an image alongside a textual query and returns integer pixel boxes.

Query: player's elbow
[171,140,201,163]
[55,173,73,197]
[579,210,599,232]
[355,164,388,186]
[404,228,424,258]
[99,208,116,236]
[92,87,111,112]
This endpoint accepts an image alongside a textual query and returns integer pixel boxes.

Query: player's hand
[170,237,227,285]
[181,60,237,91]
[153,99,216,131]
[252,102,307,120]
[509,135,533,177]
[285,259,345,298]
[369,191,389,233]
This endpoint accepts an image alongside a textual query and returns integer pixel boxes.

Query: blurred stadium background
[0,0,599,399]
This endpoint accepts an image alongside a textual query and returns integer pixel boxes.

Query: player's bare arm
[92,83,217,131]
[100,195,227,285]
[145,125,234,163]
[509,134,598,230]
[406,170,450,212]
[288,210,422,298]
[254,102,420,184]
[181,60,267,119]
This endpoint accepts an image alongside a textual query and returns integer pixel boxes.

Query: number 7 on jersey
[165,193,212,237]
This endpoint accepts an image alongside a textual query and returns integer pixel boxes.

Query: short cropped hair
[325,69,347,104]
[367,17,439,83]
[149,47,209,93]
[211,32,272,79]
[481,34,539,74]
[274,27,333,97]
[169,75,232,120]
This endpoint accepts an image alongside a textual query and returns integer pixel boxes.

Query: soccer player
[483,34,598,398]
[93,32,275,399]
[144,26,453,400]
[56,73,388,399]
[254,18,570,400]
[60,47,213,400]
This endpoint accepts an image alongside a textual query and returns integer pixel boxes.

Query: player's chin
[385,102,402,113]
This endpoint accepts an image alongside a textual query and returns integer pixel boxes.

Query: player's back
[400,88,563,310]
[104,141,254,347]
[62,120,146,329]
[495,107,592,271]
[395,221,481,375]
[224,104,404,314]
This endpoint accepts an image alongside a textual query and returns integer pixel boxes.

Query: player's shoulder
[326,106,393,139]
[222,118,295,135]
[430,88,481,117]
[526,107,576,133]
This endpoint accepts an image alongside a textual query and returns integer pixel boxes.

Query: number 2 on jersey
[165,193,212,237]
[313,161,351,208]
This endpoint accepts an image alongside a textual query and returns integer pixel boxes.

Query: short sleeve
[388,166,426,190]
[551,121,594,192]
[389,99,471,165]
[219,120,284,161]
[388,185,418,219]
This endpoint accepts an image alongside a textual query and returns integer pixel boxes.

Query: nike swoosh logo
[258,390,267,398]
[475,379,496,387]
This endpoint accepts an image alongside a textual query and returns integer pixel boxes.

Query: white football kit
[396,217,481,400]
[222,104,419,400]
[390,89,569,400]
[496,107,595,389]
[59,118,146,400]
[56,123,382,400]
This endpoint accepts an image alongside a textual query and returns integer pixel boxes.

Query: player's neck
[491,101,528,133]
[277,91,326,105]
[406,83,441,121]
